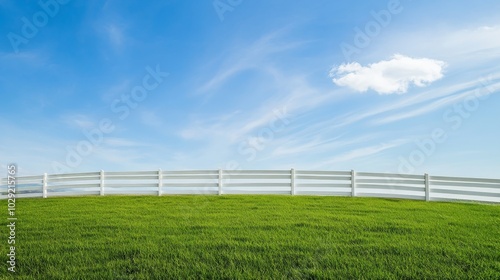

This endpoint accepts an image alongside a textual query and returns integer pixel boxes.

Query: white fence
[1,169,500,203]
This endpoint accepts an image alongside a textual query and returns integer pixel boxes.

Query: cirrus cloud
[330,54,446,94]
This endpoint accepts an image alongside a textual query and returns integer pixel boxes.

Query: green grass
[1,195,499,279]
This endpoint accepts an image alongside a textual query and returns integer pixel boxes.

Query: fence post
[351,170,356,197]
[158,168,163,196]
[42,173,47,198]
[100,170,105,196]
[218,169,223,195]
[425,173,430,201]
[291,168,296,195]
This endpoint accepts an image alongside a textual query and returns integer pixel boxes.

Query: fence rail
[2,169,500,203]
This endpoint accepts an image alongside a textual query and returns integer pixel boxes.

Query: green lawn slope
[2,196,499,279]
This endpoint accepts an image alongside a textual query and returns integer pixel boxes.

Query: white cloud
[197,28,306,94]
[105,24,124,46]
[62,114,95,129]
[102,138,142,147]
[101,79,131,101]
[330,54,446,94]
[313,139,408,168]
[140,111,163,128]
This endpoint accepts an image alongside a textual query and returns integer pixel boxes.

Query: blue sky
[1,0,499,177]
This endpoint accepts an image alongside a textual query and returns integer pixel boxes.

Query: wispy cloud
[313,139,409,168]
[102,137,143,147]
[92,4,129,52]
[101,79,132,101]
[372,82,500,125]
[441,25,500,58]
[270,134,372,158]
[61,114,95,130]
[197,28,307,94]
[370,24,500,67]
[324,73,500,128]
[1,50,49,68]
[104,23,124,47]
[140,111,164,128]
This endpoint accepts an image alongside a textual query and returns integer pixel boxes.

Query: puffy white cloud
[330,54,446,94]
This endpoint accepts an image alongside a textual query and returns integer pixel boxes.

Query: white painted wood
[14,186,44,192]
[356,184,425,192]
[100,170,105,196]
[430,181,500,189]
[17,193,46,198]
[104,183,159,188]
[162,183,219,188]
[105,171,159,176]
[430,175,500,184]
[295,175,352,181]
[224,183,291,188]
[158,169,163,196]
[42,173,48,198]
[431,188,500,197]
[224,170,291,175]
[296,191,352,196]
[48,184,100,189]
[48,172,100,178]
[351,170,356,197]
[162,175,219,180]
[104,175,159,180]
[223,190,291,195]
[357,172,424,180]
[295,170,351,176]
[162,170,219,175]
[355,178,424,185]
[48,192,100,197]
[48,176,100,182]
[225,174,291,180]
[425,173,430,202]
[438,184,500,194]
[356,193,425,201]
[103,190,159,195]
[2,169,500,203]
[296,183,352,189]
[218,169,223,195]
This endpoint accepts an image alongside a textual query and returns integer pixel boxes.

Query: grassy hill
[2,196,499,279]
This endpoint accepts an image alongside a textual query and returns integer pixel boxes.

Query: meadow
[1,195,499,279]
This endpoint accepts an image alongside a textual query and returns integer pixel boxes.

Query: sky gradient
[1,0,499,178]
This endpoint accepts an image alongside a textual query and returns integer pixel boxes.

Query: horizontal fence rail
[1,170,499,203]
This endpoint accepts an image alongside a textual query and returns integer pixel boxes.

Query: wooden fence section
[1,170,499,203]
